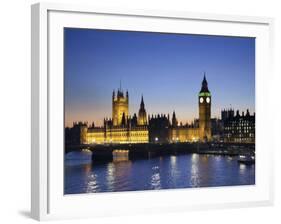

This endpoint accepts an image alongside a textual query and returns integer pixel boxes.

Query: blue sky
[64,28,255,127]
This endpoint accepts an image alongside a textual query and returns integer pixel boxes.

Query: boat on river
[237,154,255,165]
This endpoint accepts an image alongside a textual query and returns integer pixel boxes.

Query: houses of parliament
[71,75,212,145]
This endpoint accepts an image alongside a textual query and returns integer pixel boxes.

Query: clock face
[200,97,204,103]
[206,97,210,103]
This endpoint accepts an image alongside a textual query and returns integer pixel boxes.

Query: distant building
[148,114,170,143]
[210,118,224,141]
[168,111,200,143]
[65,121,88,145]
[65,75,212,145]
[221,109,255,143]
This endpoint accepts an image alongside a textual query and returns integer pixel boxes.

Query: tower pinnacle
[200,73,209,93]
[138,95,147,125]
[140,95,144,108]
[172,110,178,127]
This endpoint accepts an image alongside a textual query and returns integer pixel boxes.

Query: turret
[236,110,240,117]
[112,85,129,126]
[137,95,147,125]
[121,112,126,126]
[172,110,178,127]
[112,90,115,100]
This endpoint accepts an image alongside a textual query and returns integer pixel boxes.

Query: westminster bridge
[65,142,255,162]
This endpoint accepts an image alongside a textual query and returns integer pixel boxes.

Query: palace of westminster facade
[72,76,212,145]
[66,75,255,145]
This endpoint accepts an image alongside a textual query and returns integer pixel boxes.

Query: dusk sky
[64,28,255,127]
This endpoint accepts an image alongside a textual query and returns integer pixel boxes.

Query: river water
[64,151,255,194]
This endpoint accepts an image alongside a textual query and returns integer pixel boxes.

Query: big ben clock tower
[198,74,211,141]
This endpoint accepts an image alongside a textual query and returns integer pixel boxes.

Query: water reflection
[64,151,255,194]
[106,163,115,191]
[190,153,200,187]
[151,166,161,189]
[86,173,99,193]
[84,163,91,174]
[170,155,177,166]
[239,163,246,174]
[170,156,178,180]
[112,149,129,162]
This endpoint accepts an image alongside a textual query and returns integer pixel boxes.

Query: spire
[236,110,240,117]
[116,81,124,98]
[138,95,147,125]
[121,112,126,126]
[172,110,178,127]
[200,72,210,93]
[140,94,145,109]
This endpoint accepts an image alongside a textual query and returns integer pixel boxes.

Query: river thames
[64,151,255,194]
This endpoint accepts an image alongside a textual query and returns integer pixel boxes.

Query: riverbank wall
[65,142,255,162]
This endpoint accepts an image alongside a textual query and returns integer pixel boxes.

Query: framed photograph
[31,2,274,221]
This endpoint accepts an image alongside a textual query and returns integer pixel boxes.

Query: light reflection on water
[106,163,115,191]
[64,151,255,194]
[190,153,200,187]
[239,164,247,174]
[151,167,161,190]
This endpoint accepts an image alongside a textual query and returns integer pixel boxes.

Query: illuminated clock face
[206,97,210,103]
[200,97,204,103]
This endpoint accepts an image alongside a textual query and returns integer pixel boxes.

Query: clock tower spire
[198,73,211,141]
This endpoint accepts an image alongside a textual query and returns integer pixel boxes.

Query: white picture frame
[31,2,274,221]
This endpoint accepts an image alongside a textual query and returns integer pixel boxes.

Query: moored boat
[237,154,255,165]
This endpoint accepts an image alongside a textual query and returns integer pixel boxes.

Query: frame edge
[31,2,49,221]
[31,3,40,221]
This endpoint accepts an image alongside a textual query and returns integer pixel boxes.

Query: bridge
[65,142,255,162]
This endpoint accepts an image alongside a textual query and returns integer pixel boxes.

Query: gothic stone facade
[77,76,211,144]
